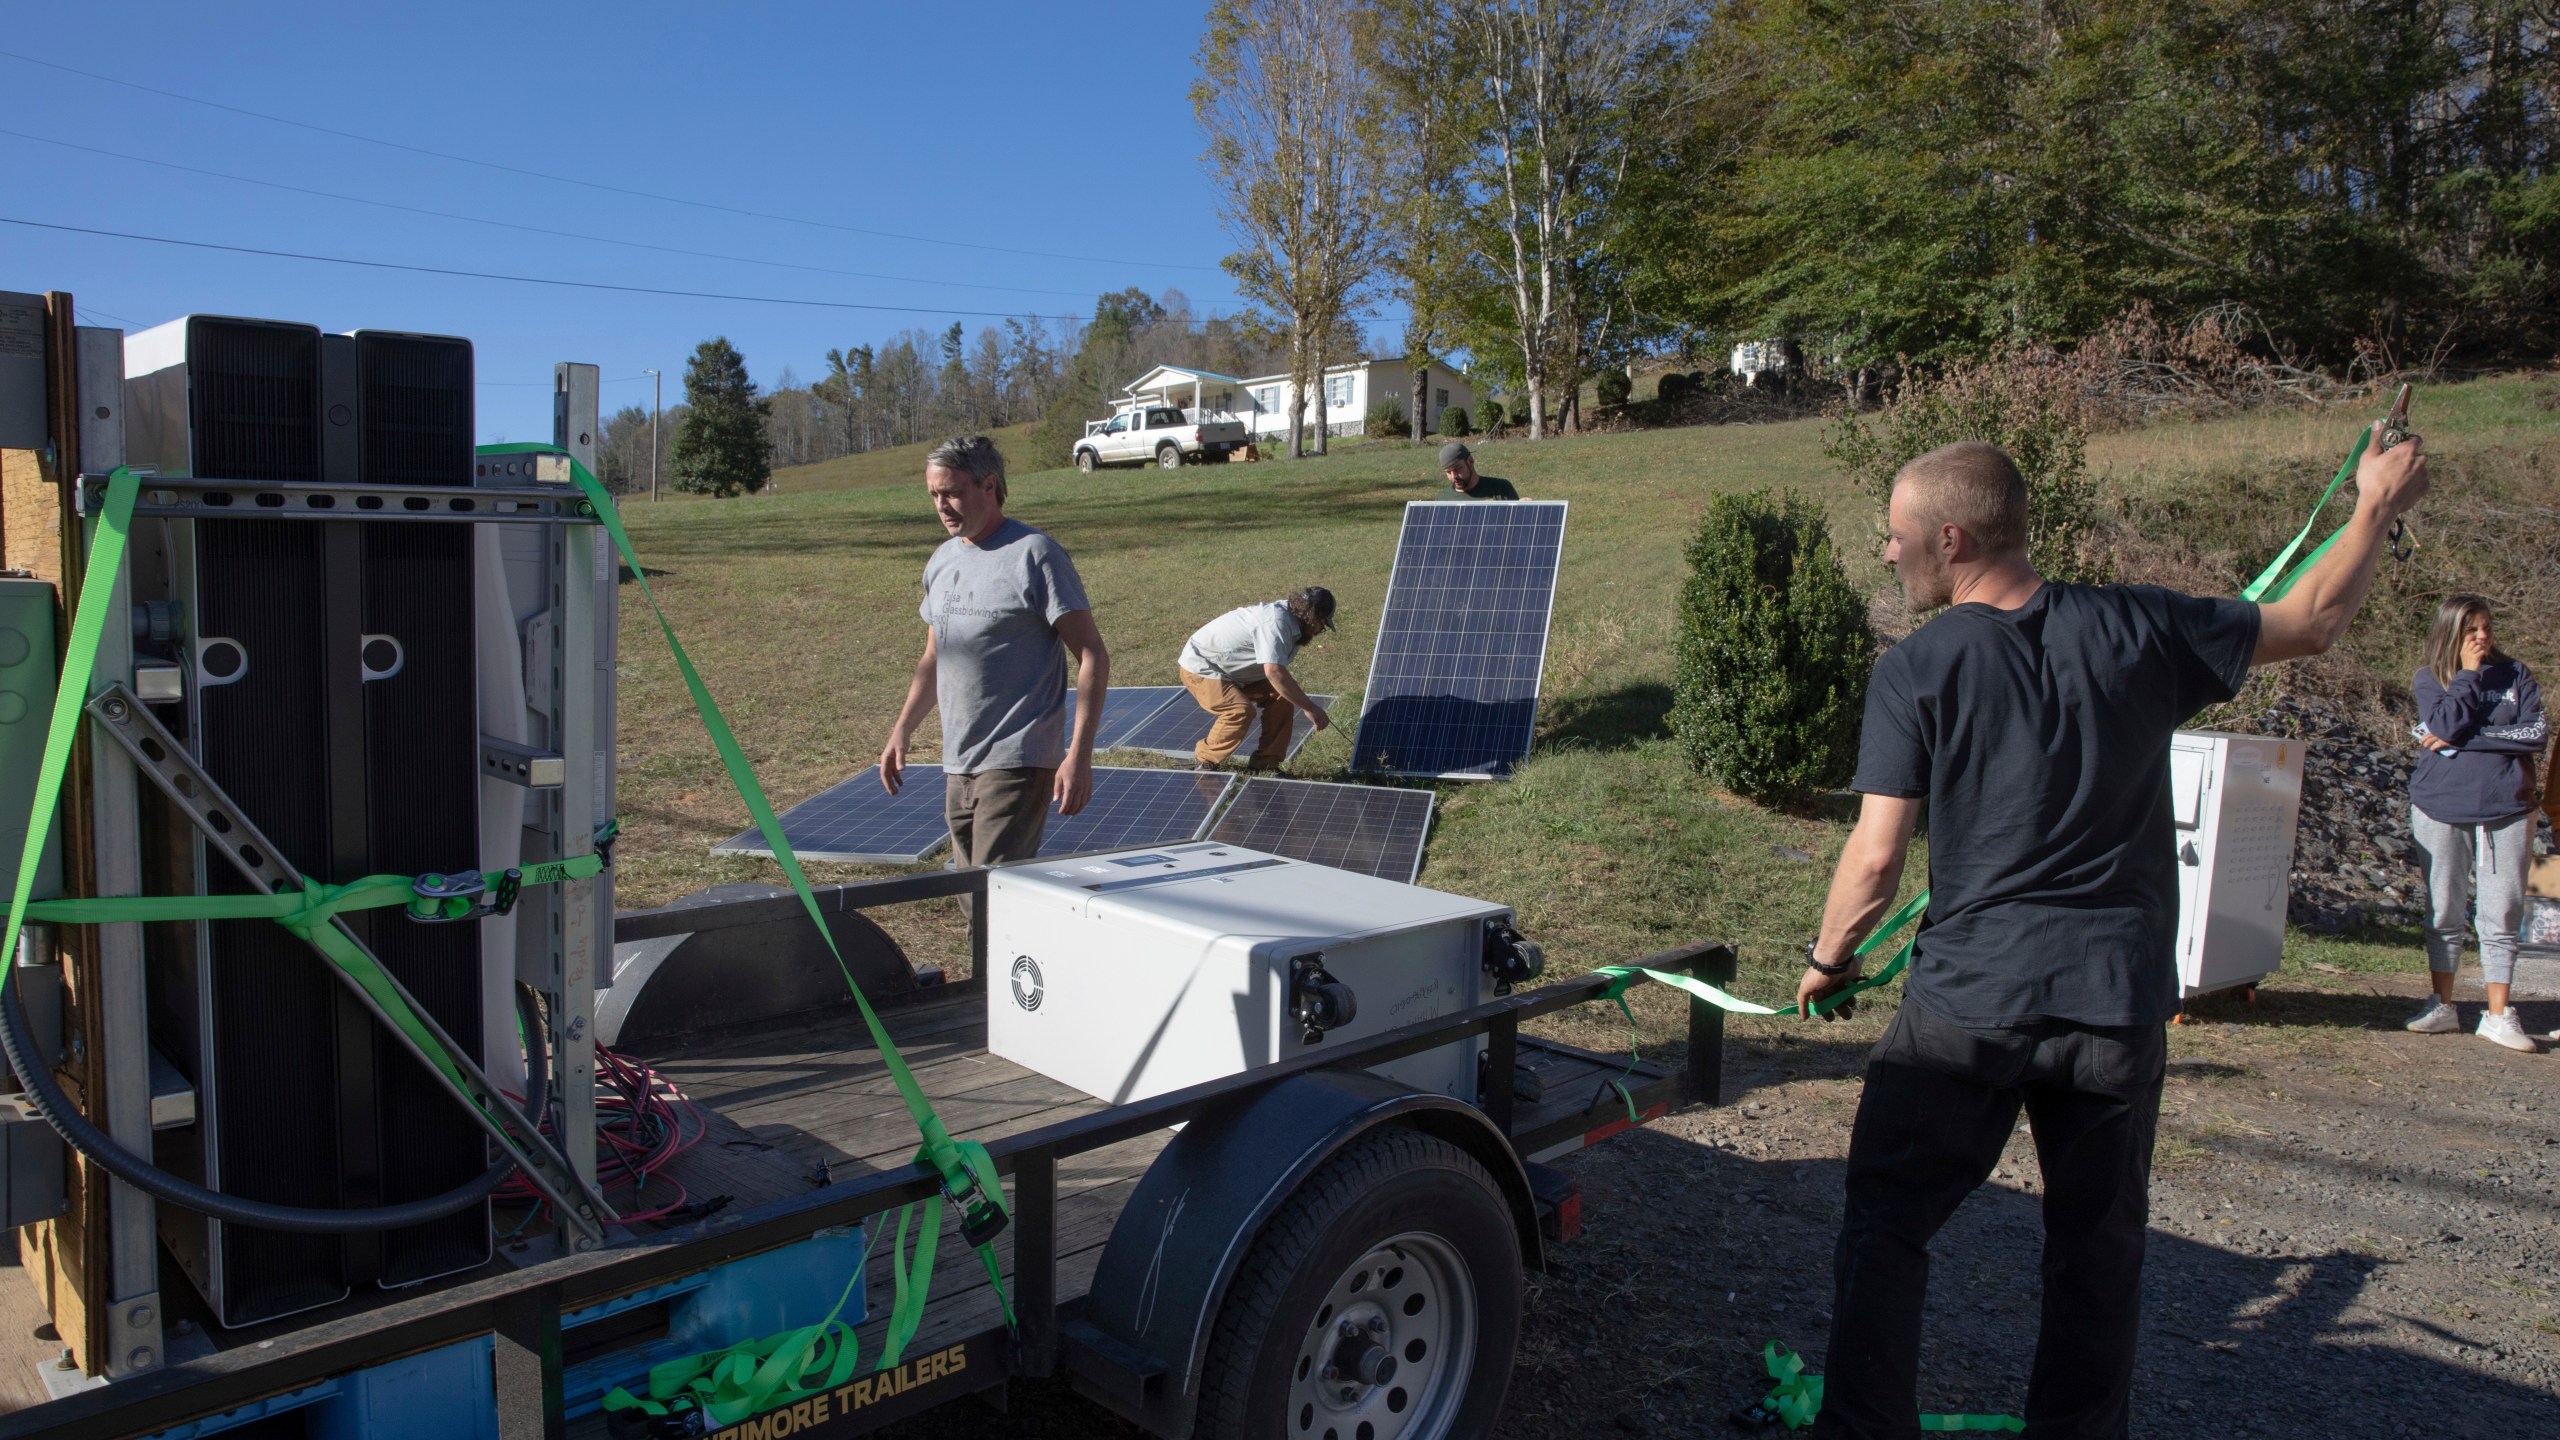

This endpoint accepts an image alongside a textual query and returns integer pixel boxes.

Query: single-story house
[1123,360,1477,440]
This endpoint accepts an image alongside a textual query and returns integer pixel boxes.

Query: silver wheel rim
[1161,447,1181,467]
[1284,1231,1474,1440]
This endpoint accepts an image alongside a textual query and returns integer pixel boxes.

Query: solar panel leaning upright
[123,320,495,1322]
[1353,500,1569,779]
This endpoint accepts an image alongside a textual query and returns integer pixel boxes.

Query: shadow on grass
[1540,681,1675,750]
[2175,984,2430,1031]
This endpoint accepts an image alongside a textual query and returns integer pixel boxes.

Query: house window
[1436,388,1449,410]
[1326,375,1353,409]
[1253,386,1280,413]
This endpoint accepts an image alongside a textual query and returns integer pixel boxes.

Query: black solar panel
[1207,778,1436,884]
[1067,685,1183,750]
[710,764,952,864]
[1352,501,1568,778]
[1037,767,1235,857]
[1114,692,1334,765]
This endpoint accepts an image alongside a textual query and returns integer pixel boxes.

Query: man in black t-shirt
[1799,434,2428,1439]
[1439,442,1521,500]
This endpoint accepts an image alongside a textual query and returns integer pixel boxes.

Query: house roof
[1122,364,1246,396]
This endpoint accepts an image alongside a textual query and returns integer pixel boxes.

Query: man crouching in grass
[882,435,1109,865]
[1799,430,2427,1437]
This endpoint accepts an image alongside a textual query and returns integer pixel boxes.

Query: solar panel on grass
[1113,693,1335,765]
[1206,777,1436,884]
[710,764,952,864]
[1036,767,1236,857]
[1351,500,1568,779]
[1067,685,1184,750]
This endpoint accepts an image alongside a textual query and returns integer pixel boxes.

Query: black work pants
[1812,1003,2166,1440]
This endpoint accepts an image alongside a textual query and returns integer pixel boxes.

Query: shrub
[1508,395,1532,426]
[1825,353,2109,583]
[1441,406,1472,437]
[1671,490,1874,800]
[1365,398,1409,440]
[1596,368,1633,408]
[1655,371,1697,405]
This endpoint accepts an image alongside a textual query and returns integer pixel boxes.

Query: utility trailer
[2,866,1738,1440]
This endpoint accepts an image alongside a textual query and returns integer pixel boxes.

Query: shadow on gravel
[1505,1125,2558,1439]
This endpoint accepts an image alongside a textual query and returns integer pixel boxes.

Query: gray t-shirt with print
[920,517,1091,774]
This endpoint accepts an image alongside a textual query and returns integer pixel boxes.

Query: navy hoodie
[2410,658,2546,825]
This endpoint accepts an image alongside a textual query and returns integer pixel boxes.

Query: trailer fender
[1062,1068,1538,1437]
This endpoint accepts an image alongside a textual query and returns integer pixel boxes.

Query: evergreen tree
[669,337,771,499]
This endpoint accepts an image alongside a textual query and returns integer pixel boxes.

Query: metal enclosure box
[0,578,62,901]
[2169,730,2305,999]
[987,843,1510,1105]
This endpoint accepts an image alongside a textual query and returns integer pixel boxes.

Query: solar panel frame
[1111,692,1335,765]
[1036,766,1237,858]
[1206,777,1436,884]
[710,764,953,865]
[1352,500,1569,779]
[1069,685,1185,751]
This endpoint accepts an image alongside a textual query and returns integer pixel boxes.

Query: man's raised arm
[2254,421,2431,667]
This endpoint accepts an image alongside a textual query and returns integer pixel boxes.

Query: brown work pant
[1180,668,1293,769]
[944,766,1055,866]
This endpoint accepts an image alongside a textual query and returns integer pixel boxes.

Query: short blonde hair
[1894,442,2026,556]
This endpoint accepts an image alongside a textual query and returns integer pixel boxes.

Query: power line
[0,48,1223,274]
[0,126,1109,303]
[0,216,1090,322]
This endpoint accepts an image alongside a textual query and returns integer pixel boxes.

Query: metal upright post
[643,369,661,502]
[551,366,605,1239]
[74,324,164,1378]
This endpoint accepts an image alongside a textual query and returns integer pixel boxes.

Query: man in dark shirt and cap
[1798,429,2429,1438]
[1439,441,1519,500]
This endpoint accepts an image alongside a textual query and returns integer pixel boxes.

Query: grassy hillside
[608,373,2556,1028]
[758,422,1042,495]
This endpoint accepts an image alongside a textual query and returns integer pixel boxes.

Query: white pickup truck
[1075,402,1249,472]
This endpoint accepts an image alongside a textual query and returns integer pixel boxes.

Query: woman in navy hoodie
[2406,594,2546,1050]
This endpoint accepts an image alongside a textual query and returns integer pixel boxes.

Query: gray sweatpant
[2409,806,2533,985]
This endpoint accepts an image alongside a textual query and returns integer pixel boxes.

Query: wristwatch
[1804,941,1854,977]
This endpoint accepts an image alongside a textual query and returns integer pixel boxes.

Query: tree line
[1198,0,2557,445]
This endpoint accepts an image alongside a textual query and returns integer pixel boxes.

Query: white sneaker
[2405,996,2461,1033]
[2477,1008,2538,1053]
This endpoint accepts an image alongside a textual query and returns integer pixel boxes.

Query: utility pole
[642,368,661,501]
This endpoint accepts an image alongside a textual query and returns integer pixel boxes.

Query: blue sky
[1,2,1256,440]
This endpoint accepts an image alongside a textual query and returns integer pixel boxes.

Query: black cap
[1290,586,1336,633]
[1438,441,1472,469]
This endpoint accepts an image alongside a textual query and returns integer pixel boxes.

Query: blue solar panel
[1352,501,1567,778]
[1113,692,1334,765]
[1037,767,1235,857]
[1068,685,1184,750]
[711,764,952,864]
[1207,778,1436,883]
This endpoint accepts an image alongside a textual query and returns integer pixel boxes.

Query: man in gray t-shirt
[882,436,1110,865]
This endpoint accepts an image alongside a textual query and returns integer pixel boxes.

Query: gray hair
[927,434,1008,505]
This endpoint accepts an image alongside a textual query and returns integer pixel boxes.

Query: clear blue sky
[1,1,1269,441]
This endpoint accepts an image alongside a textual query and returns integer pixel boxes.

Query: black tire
[1195,1129,1521,1440]
[1076,448,1099,474]
[1157,442,1185,470]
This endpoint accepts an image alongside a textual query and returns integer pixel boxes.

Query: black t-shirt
[1852,583,2260,1027]
[1451,475,1520,500]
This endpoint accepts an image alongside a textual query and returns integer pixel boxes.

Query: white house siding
[1233,362,1475,440]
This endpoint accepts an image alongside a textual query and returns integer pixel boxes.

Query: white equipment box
[2169,730,2305,999]
[987,842,1519,1105]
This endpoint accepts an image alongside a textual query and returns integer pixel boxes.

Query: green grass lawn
[609,373,2554,1024]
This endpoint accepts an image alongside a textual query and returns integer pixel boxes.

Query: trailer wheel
[1195,1129,1520,1440]
[1076,448,1099,474]
[1158,442,1185,469]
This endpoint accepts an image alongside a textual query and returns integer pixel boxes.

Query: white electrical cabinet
[986,842,1516,1106]
[2169,730,2305,999]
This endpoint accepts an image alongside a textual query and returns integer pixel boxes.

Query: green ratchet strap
[2241,425,2370,604]
[1593,889,1928,1021]
[1751,1342,2022,1433]
[478,444,1012,1374]
[605,1232,878,1429]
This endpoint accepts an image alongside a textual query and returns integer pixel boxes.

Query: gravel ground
[885,966,2560,1439]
